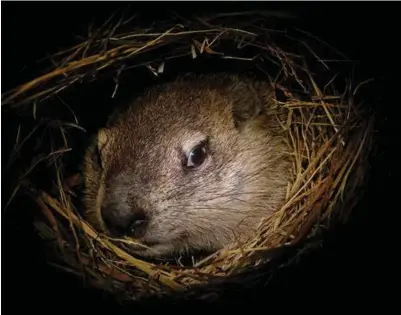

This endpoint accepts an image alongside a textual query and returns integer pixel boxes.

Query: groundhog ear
[230,82,264,129]
[97,128,112,158]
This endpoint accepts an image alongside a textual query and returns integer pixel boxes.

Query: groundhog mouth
[138,231,189,247]
[123,239,177,258]
[123,234,186,256]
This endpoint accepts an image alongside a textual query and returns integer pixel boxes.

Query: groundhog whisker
[169,205,268,215]
[170,205,251,213]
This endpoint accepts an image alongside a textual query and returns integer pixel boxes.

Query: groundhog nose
[102,206,148,238]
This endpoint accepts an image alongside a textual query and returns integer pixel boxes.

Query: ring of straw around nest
[3,11,375,301]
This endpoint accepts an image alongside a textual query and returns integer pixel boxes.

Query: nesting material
[3,11,375,302]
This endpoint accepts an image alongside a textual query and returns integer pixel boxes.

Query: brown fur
[82,73,291,258]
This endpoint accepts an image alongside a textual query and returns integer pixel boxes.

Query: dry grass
[2,11,375,302]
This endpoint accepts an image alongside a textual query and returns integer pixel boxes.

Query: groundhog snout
[101,204,148,238]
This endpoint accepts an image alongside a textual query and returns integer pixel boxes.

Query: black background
[2,1,398,309]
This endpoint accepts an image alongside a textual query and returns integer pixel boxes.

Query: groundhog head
[83,74,290,258]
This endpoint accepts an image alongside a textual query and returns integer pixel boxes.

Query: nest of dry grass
[2,11,375,302]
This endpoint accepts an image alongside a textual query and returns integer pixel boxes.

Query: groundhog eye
[187,144,207,168]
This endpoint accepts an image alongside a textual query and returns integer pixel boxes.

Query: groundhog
[82,73,291,259]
